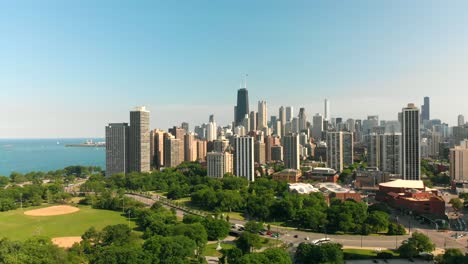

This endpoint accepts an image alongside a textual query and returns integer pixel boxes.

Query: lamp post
[396,216,399,249]
[408,211,412,235]
[127,209,131,228]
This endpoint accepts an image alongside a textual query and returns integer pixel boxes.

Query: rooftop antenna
[245,73,248,88]
[239,74,243,88]
[240,73,248,88]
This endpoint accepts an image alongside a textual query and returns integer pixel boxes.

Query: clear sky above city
[1,0,467,138]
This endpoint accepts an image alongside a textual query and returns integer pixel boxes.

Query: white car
[312,238,331,245]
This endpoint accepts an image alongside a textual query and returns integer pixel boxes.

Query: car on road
[305,237,310,241]
[293,234,298,238]
[311,238,331,245]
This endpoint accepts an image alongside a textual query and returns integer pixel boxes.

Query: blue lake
[0,138,105,176]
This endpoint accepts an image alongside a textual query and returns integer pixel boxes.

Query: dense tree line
[2,166,102,185]
[221,246,291,264]
[295,242,344,264]
[421,160,450,186]
[91,162,402,235]
[435,248,468,264]
[0,165,102,213]
[0,182,72,212]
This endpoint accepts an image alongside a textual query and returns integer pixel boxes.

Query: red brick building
[376,180,445,217]
[272,169,302,183]
[302,167,339,183]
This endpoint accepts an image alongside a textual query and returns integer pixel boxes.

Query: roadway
[126,193,467,251]
[125,193,414,250]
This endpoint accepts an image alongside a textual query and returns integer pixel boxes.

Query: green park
[0,205,134,241]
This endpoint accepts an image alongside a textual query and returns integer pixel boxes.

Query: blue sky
[1,0,467,138]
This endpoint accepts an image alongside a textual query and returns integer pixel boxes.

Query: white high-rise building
[324,99,330,121]
[258,101,268,130]
[283,133,300,170]
[234,136,255,181]
[402,103,421,180]
[458,115,465,127]
[286,106,294,122]
[326,131,354,172]
[312,113,324,140]
[450,140,468,182]
[207,152,233,178]
[206,116,217,142]
[234,126,246,136]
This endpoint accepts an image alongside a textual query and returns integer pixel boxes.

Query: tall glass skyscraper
[422,96,430,121]
[235,88,249,126]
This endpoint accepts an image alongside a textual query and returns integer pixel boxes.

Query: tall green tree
[365,211,389,233]
[449,198,463,211]
[236,232,262,254]
[398,232,435,257]
[202,217,230,240]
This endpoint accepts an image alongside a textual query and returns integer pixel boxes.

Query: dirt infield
[52,237,82,248]
[24,205,80,216]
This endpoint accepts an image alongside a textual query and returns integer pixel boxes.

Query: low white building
[288,183,319,194]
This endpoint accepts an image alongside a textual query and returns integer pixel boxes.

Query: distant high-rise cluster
[105,84,466,187]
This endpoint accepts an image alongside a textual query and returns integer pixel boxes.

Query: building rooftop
[316,182,352,193]
[288,183,319,194]
[379,179,424,189]
[311,167,336,174]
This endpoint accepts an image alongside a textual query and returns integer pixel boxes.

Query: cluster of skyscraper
[106,107,150,176]
[105,86,468,184]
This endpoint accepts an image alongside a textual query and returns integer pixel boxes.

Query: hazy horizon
[1,1,467,138]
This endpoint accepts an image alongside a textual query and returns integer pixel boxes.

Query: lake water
[0,138,105,176]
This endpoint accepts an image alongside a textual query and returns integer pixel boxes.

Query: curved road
[126,193,465,251]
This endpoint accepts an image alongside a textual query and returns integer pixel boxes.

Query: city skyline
[2,1,468,137]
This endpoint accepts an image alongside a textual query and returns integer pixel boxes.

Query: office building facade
[105,123,129,176]
[283,133,300,170]
[129,107,150,172]
[207,152,233,178]
[402,103,421,180]
[234,136,255,181]
[326,131,354,172]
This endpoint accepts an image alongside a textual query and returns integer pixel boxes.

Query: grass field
[0,205,135,241]
[205,242,235,257]
[343,248,399,259]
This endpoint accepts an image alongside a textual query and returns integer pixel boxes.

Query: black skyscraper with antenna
[235,75,249,126]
